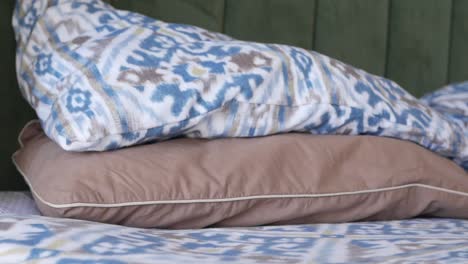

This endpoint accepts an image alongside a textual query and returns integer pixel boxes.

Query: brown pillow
[13,121,468,229]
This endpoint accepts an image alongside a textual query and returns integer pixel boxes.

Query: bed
[1,0,468,263]
[1,192,468,263]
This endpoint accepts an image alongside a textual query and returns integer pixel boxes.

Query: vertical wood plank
[386,0,452,96]
[111,0,225,32]
[449,0,468,83]
[314,0,389,76]
[0,0,35,190]
[224,0,316,49]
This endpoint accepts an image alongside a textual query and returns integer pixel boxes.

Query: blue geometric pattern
[421,82,468,131]
[421,82,468,168]
[1,215,468,263]
[13,0,467,168]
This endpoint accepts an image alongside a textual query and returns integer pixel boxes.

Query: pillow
[421,82,468,130]
[13,121,468,229]
[421,82,468,169]
[13,0,467,168]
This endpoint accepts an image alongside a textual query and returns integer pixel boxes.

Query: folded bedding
[13,0,467,169]
[0,192,40,215]
[13,121,468,228]
[1,215,468,264]
[421,81,468,168]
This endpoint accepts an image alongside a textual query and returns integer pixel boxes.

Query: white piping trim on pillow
[17,119,41,148]
[11,151,468,209]
[13,120,468,209]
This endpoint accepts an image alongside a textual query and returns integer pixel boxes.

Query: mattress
[1,213,468,263]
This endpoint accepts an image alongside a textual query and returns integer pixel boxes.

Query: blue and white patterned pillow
[13,0,467,168]
[421,82,468,130]
[421,82,468,168]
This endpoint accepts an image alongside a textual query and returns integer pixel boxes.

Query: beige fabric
[13,121,468,229]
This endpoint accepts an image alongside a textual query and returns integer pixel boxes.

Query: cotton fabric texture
[13,121,468,229]
[13,0,467,168]
[421,81,468,169]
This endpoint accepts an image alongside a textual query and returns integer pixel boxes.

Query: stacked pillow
[12,121,468,228]
[13,0,467,165]
[12,0,468,228]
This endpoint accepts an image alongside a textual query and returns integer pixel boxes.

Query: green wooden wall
[1,0,467,190]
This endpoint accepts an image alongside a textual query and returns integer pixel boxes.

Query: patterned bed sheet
[0,215,467,263]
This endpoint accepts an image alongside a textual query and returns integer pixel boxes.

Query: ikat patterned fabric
[421,82,468,132]
[13,0,467,168]
[1,215,468,263]
[421,82,468,168]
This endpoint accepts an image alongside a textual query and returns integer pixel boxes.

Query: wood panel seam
[446,0,455,84]
[311,0,319,50]
[383,0,393,79]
